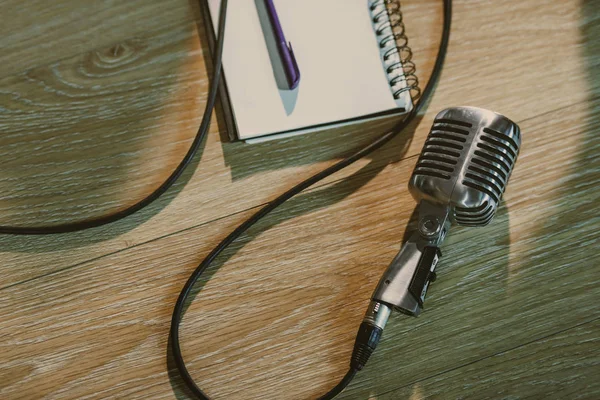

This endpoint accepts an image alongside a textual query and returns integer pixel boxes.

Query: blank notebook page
[207,0,402,140]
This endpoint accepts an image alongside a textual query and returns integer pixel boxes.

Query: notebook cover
[199,0,413,143]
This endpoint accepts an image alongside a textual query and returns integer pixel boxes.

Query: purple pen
[264,0,301,89]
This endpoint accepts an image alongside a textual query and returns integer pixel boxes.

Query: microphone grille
[459,124,520,217]
[413,117,472,181]
[410,107,521,226]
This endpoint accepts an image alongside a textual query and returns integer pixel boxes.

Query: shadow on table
[165,105,424,398]
[371,2,600,398]
[0,19,221,253]
[163,2,486,398]
[0,0,415,260]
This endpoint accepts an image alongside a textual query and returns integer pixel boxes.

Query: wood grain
[378,319,600,399]
[0,0,593,289]
[1,100,598,398]
[0,0,195,79]
[0,0,598,399]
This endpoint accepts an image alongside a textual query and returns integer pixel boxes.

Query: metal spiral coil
[369,0,421,102]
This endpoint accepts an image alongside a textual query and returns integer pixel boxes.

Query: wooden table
[1,0,598,399]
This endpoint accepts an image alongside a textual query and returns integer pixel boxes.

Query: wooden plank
[0,0,195,79]
[1,98,598,398]
[0,0,593,290]
[378,319,600,400]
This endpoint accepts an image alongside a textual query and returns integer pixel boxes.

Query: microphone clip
[371,200,450,316]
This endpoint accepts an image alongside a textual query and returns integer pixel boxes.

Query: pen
[264,0,301,90]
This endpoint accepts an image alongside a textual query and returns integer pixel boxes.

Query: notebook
[202,0,416,143]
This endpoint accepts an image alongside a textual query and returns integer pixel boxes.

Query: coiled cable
[0,0,229,235]
[170,0,453,398]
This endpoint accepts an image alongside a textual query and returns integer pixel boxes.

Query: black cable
[317,369,358,400]
[170,0,452,399]
[0,0,229,235]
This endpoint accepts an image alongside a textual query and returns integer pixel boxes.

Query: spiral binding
[369,0,421,103]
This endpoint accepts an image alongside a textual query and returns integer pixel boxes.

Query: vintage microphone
[351,106,521,371]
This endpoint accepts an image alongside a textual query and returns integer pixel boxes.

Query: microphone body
[351,107,521,371]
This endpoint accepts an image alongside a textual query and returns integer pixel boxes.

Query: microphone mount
[372,200,450,317]
[350,200,451,371]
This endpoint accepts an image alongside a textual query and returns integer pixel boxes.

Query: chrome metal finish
[410,106,521,226]
[372,201,450,316]
[418,216,441,238]
[372,232,423,315]
[363,301,392,330]
[371,107,521,317]
[416,200,451,243]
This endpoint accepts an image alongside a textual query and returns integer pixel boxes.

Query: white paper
[208,0,410,140]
